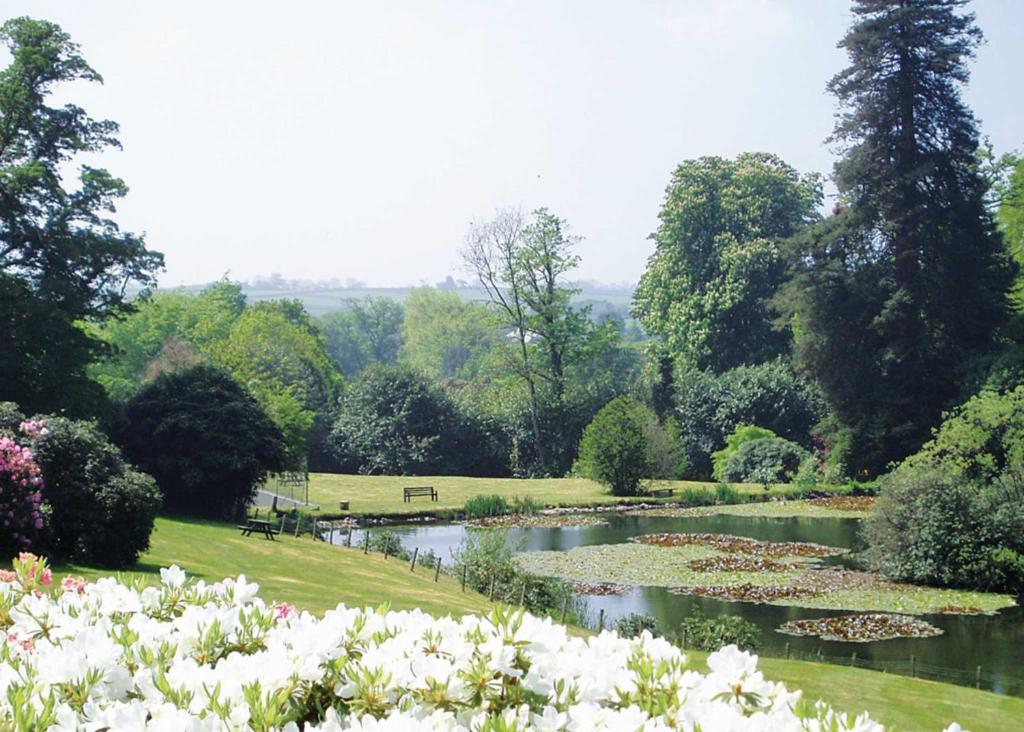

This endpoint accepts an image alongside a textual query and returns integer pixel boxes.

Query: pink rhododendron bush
[0,555,966,732]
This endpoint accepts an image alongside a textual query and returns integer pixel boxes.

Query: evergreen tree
[781,0,1015,476]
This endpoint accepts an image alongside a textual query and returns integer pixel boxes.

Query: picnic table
[649,488,675,498]
[238,518,277,540]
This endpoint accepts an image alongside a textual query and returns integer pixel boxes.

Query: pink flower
[61,576,88,594]
[272,602,296,621]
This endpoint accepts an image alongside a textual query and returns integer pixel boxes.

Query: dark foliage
[120,365,287,519]
[30,417,161,567]
[674,361,824,479]
[780,0,1016,476]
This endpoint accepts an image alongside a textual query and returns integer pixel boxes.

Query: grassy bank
[301,473,802,516]
[59,516,493,617]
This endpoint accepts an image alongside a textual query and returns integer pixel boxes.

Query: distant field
[172,283,636,316]
[295,473,802,516]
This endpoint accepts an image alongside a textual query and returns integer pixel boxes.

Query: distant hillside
[175,281,636,317]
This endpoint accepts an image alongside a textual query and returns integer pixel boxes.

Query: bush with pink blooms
[0,430,44,558]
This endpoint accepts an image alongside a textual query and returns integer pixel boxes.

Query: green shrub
[613,613,663,638]
[120,365,287,519]
[714,483,741,503]
[464,494,510,519]
[864,387,1024,593]
[722,437,810,484]
[29,416,161,567]
[451,529,581,620]
[576,396,652,496]
[675,361,824,479]
[711,425,776,481]
[674,610,760,651]
[644,414,688,480]
[511,496,542,515]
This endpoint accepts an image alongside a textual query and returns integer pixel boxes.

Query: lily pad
[778,613,943,642]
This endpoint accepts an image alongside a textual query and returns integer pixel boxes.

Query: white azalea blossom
[0,556,968,731]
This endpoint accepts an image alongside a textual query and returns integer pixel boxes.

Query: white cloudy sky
[4,1,1023,287]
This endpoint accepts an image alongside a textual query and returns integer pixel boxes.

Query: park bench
[237,517,278,540]
[649,488,675,498]
[403,486,438,502]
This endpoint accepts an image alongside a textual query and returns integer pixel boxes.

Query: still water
[327,514,1024,696]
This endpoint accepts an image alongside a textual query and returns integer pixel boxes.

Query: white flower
[159,565,186,589]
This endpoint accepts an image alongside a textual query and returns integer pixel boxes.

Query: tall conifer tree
[781,0,1015,475]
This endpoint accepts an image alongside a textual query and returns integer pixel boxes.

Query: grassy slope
[303,473,797,515]
[60,516,493,617]
[59,517,1024,731]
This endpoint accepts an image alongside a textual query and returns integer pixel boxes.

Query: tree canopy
[633,153,821,372]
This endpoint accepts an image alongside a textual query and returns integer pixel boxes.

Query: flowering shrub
[0,429,44,556]
[0,556,966,731]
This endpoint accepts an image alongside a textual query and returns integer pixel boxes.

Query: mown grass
[58,516,494,617]
[55,516,1024,730]
[686,650,1024,732]
[301,473,801,516]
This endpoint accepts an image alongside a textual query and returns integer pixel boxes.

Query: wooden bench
[403,486,437,502]
[649,488,675,498]
[237,518,278,540]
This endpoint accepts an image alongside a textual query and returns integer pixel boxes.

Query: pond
[326,513,1024,696]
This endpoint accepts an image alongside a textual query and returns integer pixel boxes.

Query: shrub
[28,417,161,567]
[711,425,776,481]
[675,610,760,652]
[575,396,652,496]
[714,482,742,503]
[0,428,44,557]
[643,414,688,480]
[464,494,510,519]
[675,361,824,479]
[120,365,287,519]
[451,529,580,620]
[864,387,1024,593]
[613,612,663,638]
[722,437,811,484]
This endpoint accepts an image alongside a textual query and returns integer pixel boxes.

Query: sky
[4,0,1023,288]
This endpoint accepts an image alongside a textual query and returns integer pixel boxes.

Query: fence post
[911,655,916,678]
[434,557,442,582]
[364,530,370,555]
[597,609,605,633]
[976,665,982,689]
[681,628,687,649]
[560,595,568,624]
[410,547,419,572]
[382,535,390,560]
[461,566,467,592]
[851,652,857,667]
[784,642,790,659]
[347,524,353,547]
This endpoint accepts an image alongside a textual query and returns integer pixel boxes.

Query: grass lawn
[56,516,1024,730]
[301,473,800,516]
[685,650,1024,732]
[58,516,494,617]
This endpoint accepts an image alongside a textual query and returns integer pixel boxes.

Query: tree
[330,364,498,475]
[320,298,403,376]
[575,396,652,496]
[633,153,821,372]
[216,301,343,469]
[400,287,498,379]
[997,154,1024,308]
[463,208,607,474]
[0,18,163,416]
[120,365,287,519]
[780,0,1016,476]
[89,281,246,402]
